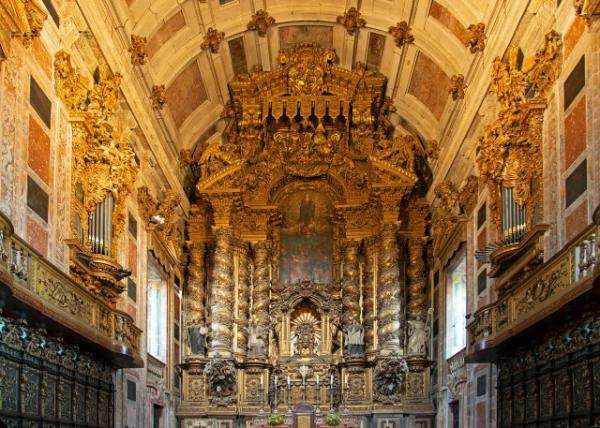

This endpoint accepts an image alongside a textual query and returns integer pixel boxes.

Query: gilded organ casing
[179,44,434,424]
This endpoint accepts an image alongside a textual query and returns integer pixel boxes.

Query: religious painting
[280,190,333,285]
[366,32,386,69]
[279,25,334,51]
[228,36,248,76]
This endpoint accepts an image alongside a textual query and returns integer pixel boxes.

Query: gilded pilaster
[342,240,361,330]
[237,241,251,355]
[377,224,401,353]
[209,227,235,356]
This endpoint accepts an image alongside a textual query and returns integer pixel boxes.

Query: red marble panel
[128,237,137,277]
[27,215,48,257]
[32,38,52,79]
[166,61,208,128]
[146,11,186,59]
[127,304,136,320]
[408,52,451,120]
[429,1,469,46]
[28,115,51,184]
[566,199,588,241]
[476,401,487,428]
[564,95,586,170]
[564,16,585,60]
[477,229,487,269]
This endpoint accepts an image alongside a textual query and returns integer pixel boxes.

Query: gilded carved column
[407,201,429,321]
[377,224,401,353]
[236,242,251,355]
[407,237,426,320]
[342,240,361,330]
[251,240,271,346]
[186,242,206,327]
[209,227,235,356]
[363,240,376,353]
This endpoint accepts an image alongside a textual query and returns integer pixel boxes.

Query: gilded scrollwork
[236,242,251,355]
[478,31,562,229]
[250,240,270,357]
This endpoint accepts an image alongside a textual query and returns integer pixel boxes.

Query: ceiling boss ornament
[467,23,486,53]
[150,84,166,110]
[129,34,147,66]
[450,74,466,100]
[388,21,414,48]
[201,27,225,53]
[337,7,366,36]
[247,9,275,37]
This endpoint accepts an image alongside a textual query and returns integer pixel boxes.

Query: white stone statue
[248,321,266,357]
[344,320,364,354]
[407,308,433,355]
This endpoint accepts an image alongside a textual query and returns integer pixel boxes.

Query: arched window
[147,258,167,361]
[446,253,467,358]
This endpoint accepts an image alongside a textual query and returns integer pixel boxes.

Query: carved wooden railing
[0,211,143,368]
[468,209,599,359]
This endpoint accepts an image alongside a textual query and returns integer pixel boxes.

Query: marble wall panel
[408,52,450,120]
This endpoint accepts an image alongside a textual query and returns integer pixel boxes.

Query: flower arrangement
[266,415,285,426]
[323,414,343,426]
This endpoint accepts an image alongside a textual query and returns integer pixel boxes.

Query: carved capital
[150,85,166,110]
[450,74,466,100]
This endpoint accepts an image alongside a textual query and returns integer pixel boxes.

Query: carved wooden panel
[497,312,600,428]
[0,315,114,427]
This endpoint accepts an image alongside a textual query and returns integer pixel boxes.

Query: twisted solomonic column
[209,228,235,356]
[376,224,402,354]
[342,240,361,331]
[236,241,251,355]
[363,240,375,353]
[186,242,206,327]
[407,237,426,320]
[251,240,271,348]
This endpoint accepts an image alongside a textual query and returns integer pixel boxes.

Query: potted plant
[323,414,343,426]
[266,415,286,427]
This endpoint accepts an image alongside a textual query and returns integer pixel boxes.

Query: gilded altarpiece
[179,45,435,427]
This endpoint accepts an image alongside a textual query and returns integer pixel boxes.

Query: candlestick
[287,375,290,385]
[316,374,319,385]
[315,378,322,416]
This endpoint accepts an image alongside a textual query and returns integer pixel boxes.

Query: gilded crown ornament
[449,74,466,100]
[150,84,166,110]
[388,21,414,48]
[201,27,225,53]
[129,34,147,65]
[247,9,275,37]
[337,7,366,36]
[467,23,486,53]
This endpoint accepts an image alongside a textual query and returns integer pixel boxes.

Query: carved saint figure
[248,320,267,357]
[344,320,365,354]
[188,324,208,355]
[407,308,433,355]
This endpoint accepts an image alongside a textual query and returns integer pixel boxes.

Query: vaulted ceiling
[75,0,561,199]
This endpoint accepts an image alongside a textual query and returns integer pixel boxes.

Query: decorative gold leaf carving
[201,27,225,54]
[467,23,486,53]
[336,7,366,36]
[129,34,147,66]
[247,9,275,37]
[450,74,466,100]
[388,22,414,48]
